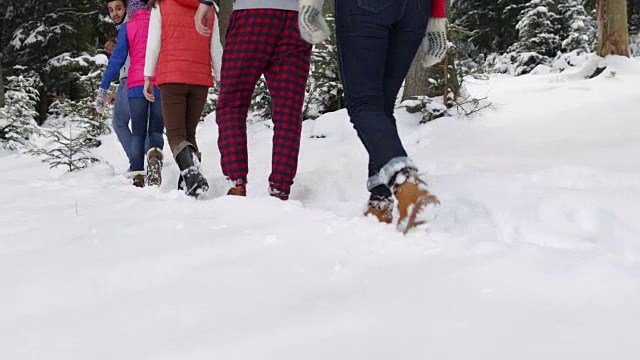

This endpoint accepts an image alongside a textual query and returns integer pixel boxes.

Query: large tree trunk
[0,55,5,107]
[597,0,630,57]
[218,0,234,46]
[402,42,439,100]
[402,50,459,102]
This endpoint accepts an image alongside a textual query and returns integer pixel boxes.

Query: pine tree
[500,0,561,75]
[248,76,272,123]
[50,98,109,148]
[510,0,560,57]
[631,34,640,56]
[0,70,41,150]
[29,125,100,172]
[2,0,114,122]
[498,0,531,55]
[304,15,343,120]
[558,0,596,52]
[630,0,640,35]
[200,84,219,122]
[0,56,5,107]
[45,57,112,148]
[451,0,528,56]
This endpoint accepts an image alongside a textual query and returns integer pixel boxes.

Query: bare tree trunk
[218,0,234,46]
[597,0,630,57]
[0,55,5,107]
[402,42,437,101]
[402,52,459,101]
[37,86,48,125]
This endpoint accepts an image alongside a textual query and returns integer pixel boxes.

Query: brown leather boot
[392,169,440,234]
[271,193,289,201]
[132,173,145,188]
[364,198,393,224]
[227,180,246,196]
[269,187,289,201]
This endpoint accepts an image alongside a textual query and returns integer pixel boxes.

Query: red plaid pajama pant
[216,9,312,195]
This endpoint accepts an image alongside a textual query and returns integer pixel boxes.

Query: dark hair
[148,0,161,8]
[106,0,127,5]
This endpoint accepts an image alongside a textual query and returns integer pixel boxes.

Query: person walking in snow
[194,0,327,200]
[96,0,165,188]
[105,0,139,173]
[143,0,223,198]
[334,0,448,233]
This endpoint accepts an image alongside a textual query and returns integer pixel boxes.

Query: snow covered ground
[2,56,640,359]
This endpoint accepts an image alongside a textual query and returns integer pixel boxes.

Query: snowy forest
[1,0,639,157]
[2,1,640,359]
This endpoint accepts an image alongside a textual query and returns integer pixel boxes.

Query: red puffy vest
[156,0,214,87]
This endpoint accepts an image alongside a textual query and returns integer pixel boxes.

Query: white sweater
[144,6,223,81]
[234,0,298,11]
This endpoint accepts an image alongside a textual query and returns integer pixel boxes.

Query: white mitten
[298,0,330,45]
[421,17,448,68]
[95,88,108,114]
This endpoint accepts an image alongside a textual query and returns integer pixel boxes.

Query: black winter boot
[178,151,201,191]
[175,146,209,198]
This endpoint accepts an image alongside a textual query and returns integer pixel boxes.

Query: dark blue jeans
[128,96,164,171]
[336,0,431,198]
[113,79,133,163]
[113,79,151,167]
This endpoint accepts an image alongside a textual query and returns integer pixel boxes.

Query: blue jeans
[113,79,133,163]
[336,0,431,196]
[128,96,164,171]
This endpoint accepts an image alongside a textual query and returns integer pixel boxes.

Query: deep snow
[2,56,640,359]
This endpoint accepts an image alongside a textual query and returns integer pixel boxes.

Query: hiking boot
[227,180,246,196]
[392,168,440,234]
[269,187,289,201]
[175,146,209,198]
[364,197,394,224]
[132,172,145,188]
[146,147,163,186]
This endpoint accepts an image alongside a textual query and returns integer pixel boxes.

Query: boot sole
[399,196,441,235]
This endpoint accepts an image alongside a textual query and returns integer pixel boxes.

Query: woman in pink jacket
[96,0,165,188]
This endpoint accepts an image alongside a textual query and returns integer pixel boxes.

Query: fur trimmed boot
[392,168,440,234]
[364,197,394,224]
[146,147,163,186]
[132,171,146,188]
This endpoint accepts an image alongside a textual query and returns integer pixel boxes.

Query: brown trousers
[159,83,209,156]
